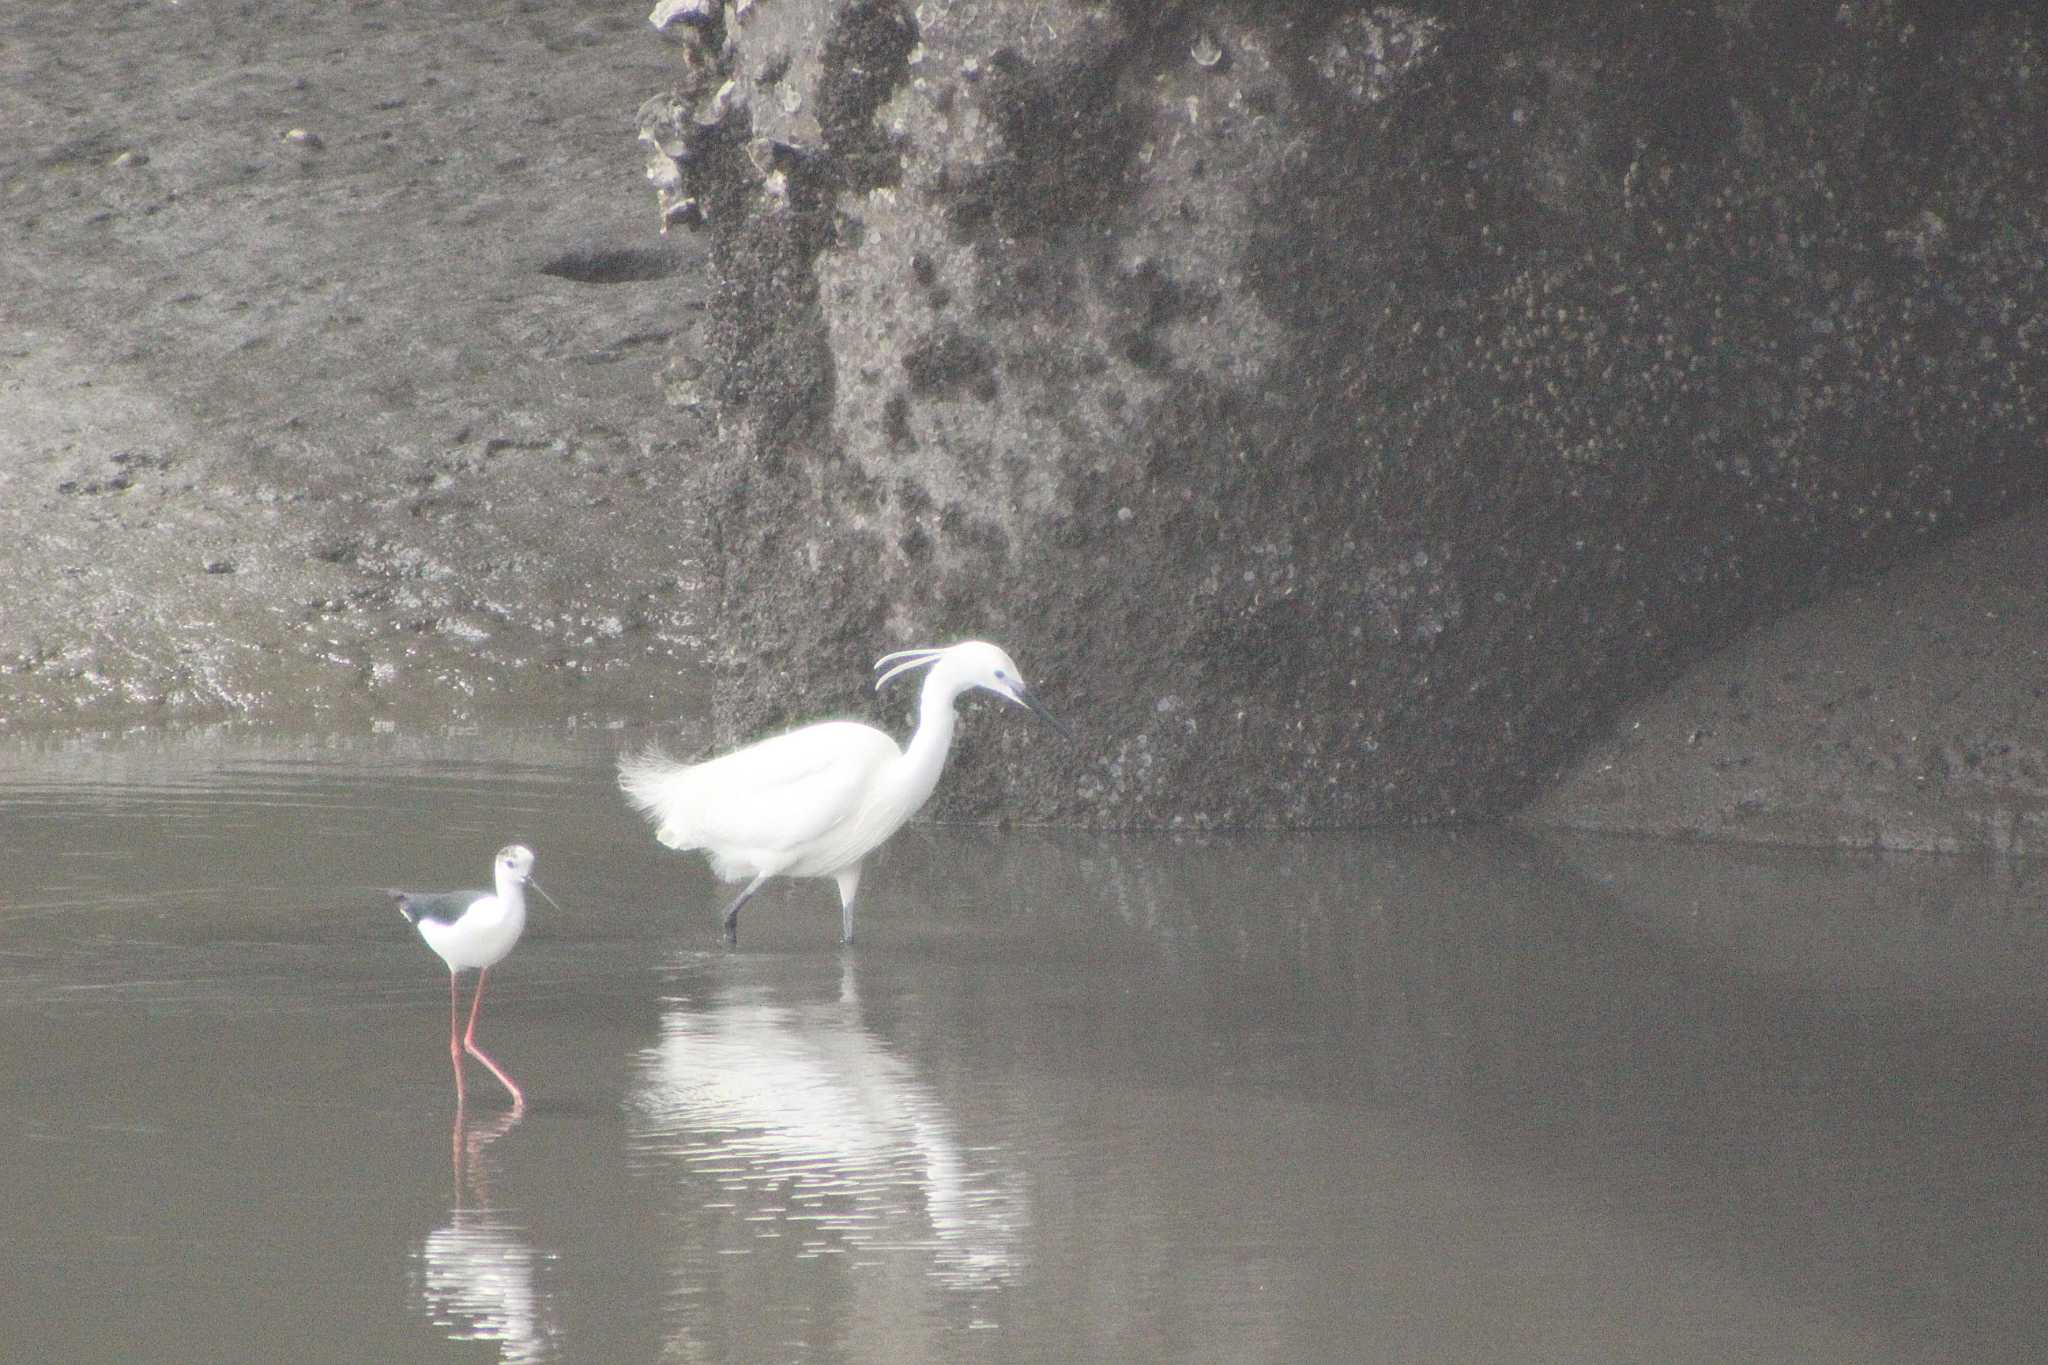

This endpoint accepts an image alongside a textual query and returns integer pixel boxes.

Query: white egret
[618,640,1061,945]
[392,843,563,1109]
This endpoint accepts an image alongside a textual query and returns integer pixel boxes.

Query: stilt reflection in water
[414,1101,560,1363]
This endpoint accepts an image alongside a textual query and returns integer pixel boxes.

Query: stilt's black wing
[389,888,482,927]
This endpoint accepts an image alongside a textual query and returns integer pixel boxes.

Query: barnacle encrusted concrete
[639,0,2048,828]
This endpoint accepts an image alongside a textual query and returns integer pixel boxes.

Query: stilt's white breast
[419,891,527,972]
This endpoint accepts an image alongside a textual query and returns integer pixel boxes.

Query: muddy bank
[1526,504,2048,857]
[2,1,716,730]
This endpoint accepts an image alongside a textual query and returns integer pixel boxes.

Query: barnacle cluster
[642,0,742,231]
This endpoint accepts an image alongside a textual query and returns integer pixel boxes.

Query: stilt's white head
[494,844,537,884]
[491,844,563,911]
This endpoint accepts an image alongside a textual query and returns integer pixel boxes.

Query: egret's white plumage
[619,640,1059,944]
[391,843,562,1109]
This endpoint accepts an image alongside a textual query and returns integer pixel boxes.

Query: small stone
[645,149,684,192]
[282,128,323,149]
[694,79,737,126]
[649,0,718,29]
[659,193,704,233]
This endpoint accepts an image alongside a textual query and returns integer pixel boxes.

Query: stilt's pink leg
[462,967,525,1109]
[452,1094,468,1198]
[447,970,468,1106]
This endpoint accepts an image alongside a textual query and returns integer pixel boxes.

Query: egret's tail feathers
[616,742,673,801]
[874,645,946,692]
[617,744,703,850]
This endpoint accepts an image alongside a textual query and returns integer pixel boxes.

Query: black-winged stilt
[392,843,561,1109]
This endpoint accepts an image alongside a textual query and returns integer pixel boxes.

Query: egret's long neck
[895,670,963,812]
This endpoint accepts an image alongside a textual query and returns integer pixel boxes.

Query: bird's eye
[995,669,1008,680]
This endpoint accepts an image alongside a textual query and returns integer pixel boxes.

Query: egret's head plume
[873,645,948,692]
[875,641,1067,736]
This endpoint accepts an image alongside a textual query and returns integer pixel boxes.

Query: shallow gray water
[3,729,2046,1363]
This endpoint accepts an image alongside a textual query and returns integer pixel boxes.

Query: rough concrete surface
[640,0,2048,828]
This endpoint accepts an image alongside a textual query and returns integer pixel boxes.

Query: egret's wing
[621,722,899,858]
[691,723,898,853]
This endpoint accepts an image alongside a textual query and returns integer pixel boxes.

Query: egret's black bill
[1012,684,1070,739]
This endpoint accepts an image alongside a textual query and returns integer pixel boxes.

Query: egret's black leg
[721,875,768,946]
[834,865,863,947]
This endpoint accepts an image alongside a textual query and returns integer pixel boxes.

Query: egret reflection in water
[413,1103,560,1362]
[629,957,1028,1294]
